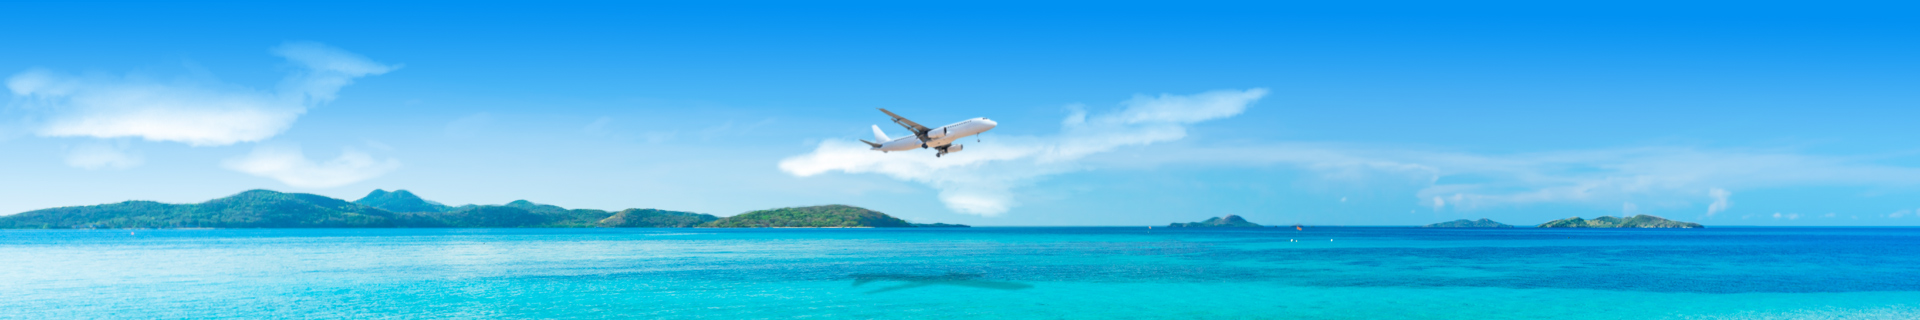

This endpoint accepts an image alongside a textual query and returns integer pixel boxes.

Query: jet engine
[935,144,965,157]
[925,127,949,139]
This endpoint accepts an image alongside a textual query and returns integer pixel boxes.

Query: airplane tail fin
[870,125,891,141]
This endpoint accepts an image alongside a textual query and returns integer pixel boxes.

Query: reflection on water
[849,272,1033,293]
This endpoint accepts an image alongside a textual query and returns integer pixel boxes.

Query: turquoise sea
[4,227,1917,319]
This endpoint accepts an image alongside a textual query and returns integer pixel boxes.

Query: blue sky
[3,1,1919,226]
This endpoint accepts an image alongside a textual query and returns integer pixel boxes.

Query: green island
[1168,215,1263,227]
[702,205,912,228]
[0,189,965,229]
[1536,215,1702,228]
[1423,218,1514,228]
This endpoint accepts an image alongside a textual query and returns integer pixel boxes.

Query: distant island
[1168,215,1262,227]
[702,205,912,228]
[1423,218,1513,228]
[1536,215,1702,228]
[0,189,965,229]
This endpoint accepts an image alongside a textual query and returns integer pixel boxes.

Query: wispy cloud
[780,89,1269,215]
[222,145,400,188]
[1109,143,1920,216]
[785,88,1920,218]
[5,41,394,146]
[1707,188,1732,216]
[64,141,141,170]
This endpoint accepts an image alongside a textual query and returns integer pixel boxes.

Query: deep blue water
[4,227,1917,319]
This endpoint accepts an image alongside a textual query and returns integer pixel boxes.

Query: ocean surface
[4,227,1918,319]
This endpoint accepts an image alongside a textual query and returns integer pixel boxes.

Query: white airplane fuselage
[875,118,997,152]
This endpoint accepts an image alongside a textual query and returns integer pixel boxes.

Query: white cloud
[64,141,141,170]
[1822,212,1836,218]
[779,88,1920,216]
[779,88,1269,215]
[1773,212,1800,220]
[1706,188,1731,216]
[6,42,394,146]
[1892,210,1910,218]
[270,42,400,103]
[1101,143,1920,213]
[222,145,400,188]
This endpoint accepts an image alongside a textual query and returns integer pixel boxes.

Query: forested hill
[1423,219,1514,228]
[1167,215,1262,227]
[0,190,396,228]
[0,189,718,229]
[354,189,451,213]
[1536,215,1703,228]
[699,205,921,228]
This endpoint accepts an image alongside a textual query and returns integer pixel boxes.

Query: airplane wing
[878,108,930,135]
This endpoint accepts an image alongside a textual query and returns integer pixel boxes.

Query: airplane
[859,108,997,157]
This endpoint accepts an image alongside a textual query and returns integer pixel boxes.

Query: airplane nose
[981,118,998,128]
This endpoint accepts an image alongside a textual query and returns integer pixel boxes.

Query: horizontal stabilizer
[859,139,881,148]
